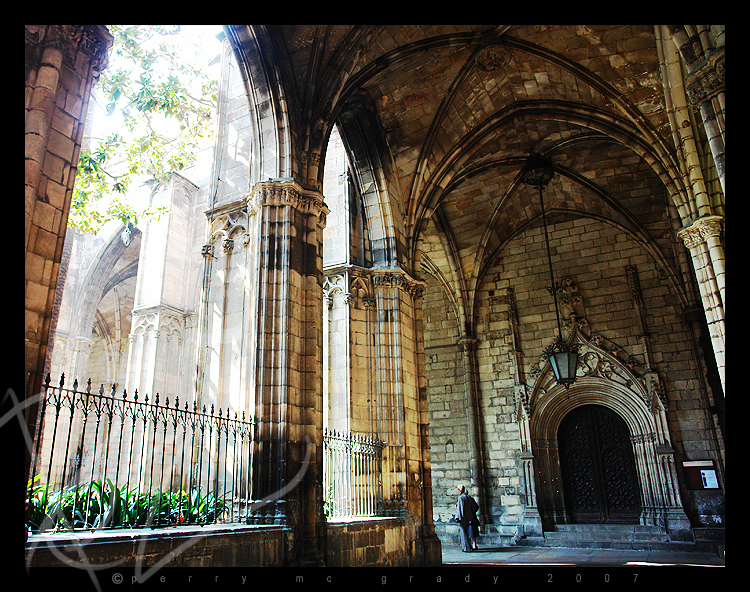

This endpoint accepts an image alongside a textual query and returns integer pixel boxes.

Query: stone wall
[26,519,423,568]
[326,518,420,567]
[26,525,288,568]
[425,215,725,536]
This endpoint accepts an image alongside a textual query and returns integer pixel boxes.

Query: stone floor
[437,544,725,586]
[441,543,725,567]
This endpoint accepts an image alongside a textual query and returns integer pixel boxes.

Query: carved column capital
[37,25,113,72]
[457,336,479,353]
[251,179,329,225]
[371,268,426,300]
[677,215,724,249]
[685,47,725,106]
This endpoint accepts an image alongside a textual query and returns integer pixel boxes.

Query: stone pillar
[369,267,440,562]
[24,25,113,478]
[683,41,725,195]
[677,216,725,395]
[457,336,490,523]
[411,281,443,565]
[247,179,328,566]
[323,272,352,433]
[124,175,198,397]
[371,270,411,515]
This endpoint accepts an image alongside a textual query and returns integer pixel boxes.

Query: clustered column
[248,180,328,564]
[677,217,725,394]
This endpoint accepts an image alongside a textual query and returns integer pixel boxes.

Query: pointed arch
[336,94,403,268]
[527,324,690,535]
[224,25,293,183]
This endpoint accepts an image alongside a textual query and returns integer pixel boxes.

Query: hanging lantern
[549,350,579,388]
[522,152,579,389]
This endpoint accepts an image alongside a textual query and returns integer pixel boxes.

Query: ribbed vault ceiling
[228,24,684,314]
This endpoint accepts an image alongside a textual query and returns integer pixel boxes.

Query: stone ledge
[25,524,289,568]
[27,522,284,546]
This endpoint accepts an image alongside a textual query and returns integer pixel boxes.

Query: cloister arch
[336,97,404,269]
[26,25,725,568]
[224,25,292,184]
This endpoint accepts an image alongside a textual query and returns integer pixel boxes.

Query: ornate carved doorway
[558,404,641,524]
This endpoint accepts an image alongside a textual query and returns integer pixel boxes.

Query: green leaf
[70,24,218,234]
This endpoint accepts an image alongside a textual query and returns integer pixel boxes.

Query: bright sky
[84,25,225,232]
[89,25,225,144]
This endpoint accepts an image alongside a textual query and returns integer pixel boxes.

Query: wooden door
[558,405,641,523]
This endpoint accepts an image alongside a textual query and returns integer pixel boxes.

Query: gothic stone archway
[523,327,692,540]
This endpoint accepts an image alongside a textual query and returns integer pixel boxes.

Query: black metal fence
[323,428,384,518]
[26,374,256,533]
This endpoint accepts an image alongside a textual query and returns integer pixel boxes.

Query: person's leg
[459,524,471,551]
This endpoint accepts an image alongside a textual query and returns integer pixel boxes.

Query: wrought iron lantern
[522,153,579,388]
[548,348,579,388]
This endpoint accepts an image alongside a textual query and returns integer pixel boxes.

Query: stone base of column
[523,506,545,537]
[414,532,443,567]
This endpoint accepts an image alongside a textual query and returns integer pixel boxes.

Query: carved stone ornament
[476,43,512,72]
[677,215,724,250]
[251,180,329,225]
[685,47,725,106]
[210,209,249,251]
[323,274,347,309]
[40,25,113,72]
[531,328,650,410]
[558,276,583,317]
[372,270,426,301]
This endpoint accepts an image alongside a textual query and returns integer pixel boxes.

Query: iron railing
[323,428,384,519]
[26,374,255,533]
[26,375,389,533]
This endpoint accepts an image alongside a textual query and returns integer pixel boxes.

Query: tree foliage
[69,25,219,233]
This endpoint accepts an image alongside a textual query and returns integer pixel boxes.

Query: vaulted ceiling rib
[227,25,692,327]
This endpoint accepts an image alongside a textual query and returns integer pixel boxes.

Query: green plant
[25,477,229,533]
[323,484,333,518]
[70,25,219,234]
[25,476,53,532]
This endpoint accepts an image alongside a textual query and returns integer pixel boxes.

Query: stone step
[515,523,699,552]
[435,521,517,548]
[692,527,725,558]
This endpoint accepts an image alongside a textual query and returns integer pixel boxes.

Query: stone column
[411,281,443,565]
[677,216,725,395]
[682,39,725,195]
[323,272,352,433]
[248,179,328,566]
[124,175,198,398]
[457,336,490,523]
[371,270,410,515]
[24,25,112,479]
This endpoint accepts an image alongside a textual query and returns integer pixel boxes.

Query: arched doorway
[521,328,693,540]
[558,404,640,524]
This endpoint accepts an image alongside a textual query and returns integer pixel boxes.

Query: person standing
[455,485,480,552]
